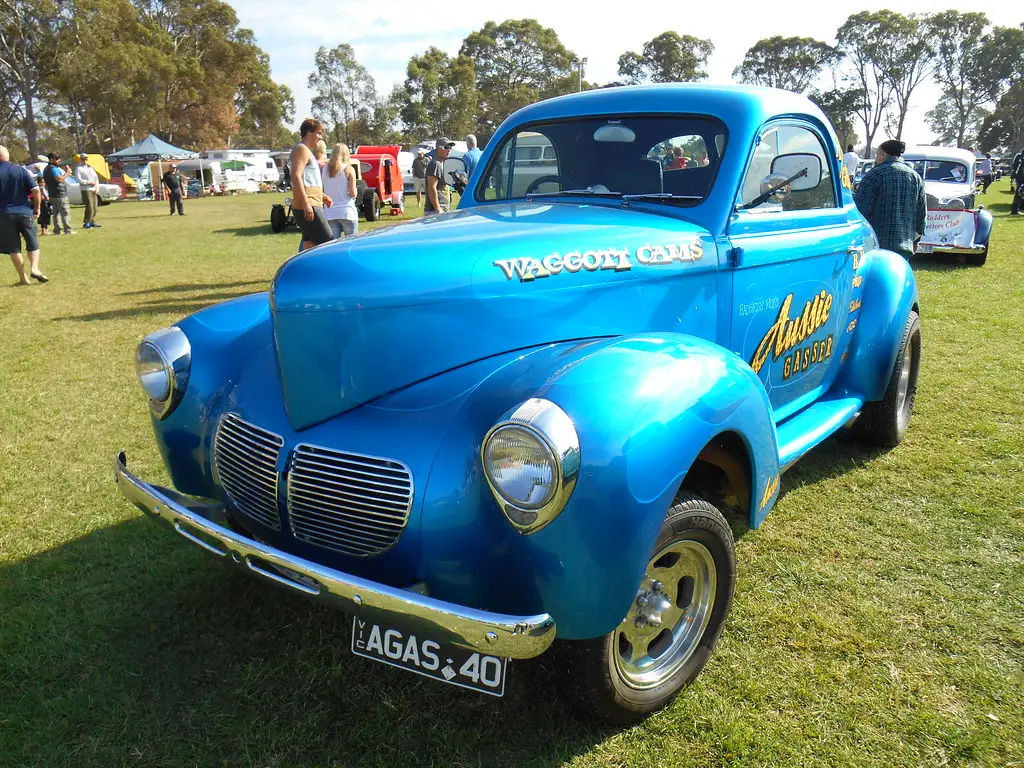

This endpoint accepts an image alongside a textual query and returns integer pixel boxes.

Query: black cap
[879,139,906,156]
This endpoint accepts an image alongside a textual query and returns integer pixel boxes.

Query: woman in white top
[321,143,359,238]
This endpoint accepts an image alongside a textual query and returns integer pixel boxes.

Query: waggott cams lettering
[493,239,704,282]
[750,290,834,374]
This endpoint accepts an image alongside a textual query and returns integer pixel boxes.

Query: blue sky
[225,0,1022,147]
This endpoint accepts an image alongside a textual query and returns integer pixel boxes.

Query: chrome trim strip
[116,451,555,659]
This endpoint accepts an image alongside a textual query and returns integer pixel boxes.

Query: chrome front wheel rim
[612,539,717,690]
[896,343,914,413]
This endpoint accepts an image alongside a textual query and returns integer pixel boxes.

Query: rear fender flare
[975,208,994,246]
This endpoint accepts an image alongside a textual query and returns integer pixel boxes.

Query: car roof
[903,146,976,165]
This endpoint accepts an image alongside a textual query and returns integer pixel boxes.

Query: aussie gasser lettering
[493,239,704,282]
[760,474,780,510]
[750,290,834,374]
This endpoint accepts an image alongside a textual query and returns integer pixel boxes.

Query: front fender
[976,208,994,246]
[421,334,778,639]
[834,249,917,403]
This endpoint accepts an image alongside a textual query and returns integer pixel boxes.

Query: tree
[733,36,836,94]
[925,11,996,148]
[809,87,862,149]
[617,32,713,84]
[399,48,476,141]
[308,44,376,147]
[836,12,894,154]
[460,19,577,134]
[0,0,67,158]
[860,11,932,140]
[978,83,1024,153]
[234,36,294,148]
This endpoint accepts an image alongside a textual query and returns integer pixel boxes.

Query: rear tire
[566,494,736,725]
[966,243,988,266]
[852,310,921,446]
[270,204,286,233]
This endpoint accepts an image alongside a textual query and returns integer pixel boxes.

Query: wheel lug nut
[650,580,663,592]
[634,616,646,628]
[636,595,649,607]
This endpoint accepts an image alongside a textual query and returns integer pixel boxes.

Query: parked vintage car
[118,84,921,724]
[64,175,122,205]
[904,145,993,265]
[352,145,406,220]
[852,159,873,190]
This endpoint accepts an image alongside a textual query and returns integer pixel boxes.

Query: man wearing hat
[854,139,925,260]
[424,138,455,216]
[74,153,101,229]
[43,153,73,234]
[411,147,428,208]
[162,162,185,216]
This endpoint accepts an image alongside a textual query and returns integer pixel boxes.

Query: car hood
[271,202,715,429]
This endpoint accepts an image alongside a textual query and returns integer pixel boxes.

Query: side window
[738,124,835,212]
[486,131,559,199]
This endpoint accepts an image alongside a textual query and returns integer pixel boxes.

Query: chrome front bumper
[115,452,556,659]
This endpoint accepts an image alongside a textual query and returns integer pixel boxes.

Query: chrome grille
[213,414,284,530]
[286,444,413,557]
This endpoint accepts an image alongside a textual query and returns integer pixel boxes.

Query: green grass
[1,187,1022,767]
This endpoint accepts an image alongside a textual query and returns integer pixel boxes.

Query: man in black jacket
[1011,149,1024,216]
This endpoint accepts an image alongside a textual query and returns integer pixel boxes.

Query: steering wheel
[524,175,578,195]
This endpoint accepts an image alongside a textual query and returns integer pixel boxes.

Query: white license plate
[916,244,934,253]
[350,618,507,697]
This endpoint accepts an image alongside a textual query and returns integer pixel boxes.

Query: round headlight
[483,425,558,511]
[134,327,191,419]
[135,342,171,401]
[482,399,580,535]
[943,198,966,211]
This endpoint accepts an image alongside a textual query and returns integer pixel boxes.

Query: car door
[727,121,860,421]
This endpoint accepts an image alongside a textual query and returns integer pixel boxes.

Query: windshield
[476,115,727,206]
[905,158,969,183]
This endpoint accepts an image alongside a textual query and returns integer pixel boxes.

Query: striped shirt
[854,159,926,257]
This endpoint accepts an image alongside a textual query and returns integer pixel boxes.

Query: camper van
[202,149,279,185]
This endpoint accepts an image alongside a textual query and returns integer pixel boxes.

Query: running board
[777,394,863,470]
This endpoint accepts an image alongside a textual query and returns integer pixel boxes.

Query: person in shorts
[289,118,334,251]
[0,145,48,285]
[411,148,427,207]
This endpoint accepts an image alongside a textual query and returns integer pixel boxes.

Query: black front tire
[270,204,286,233]
[566,494,736,725]
[852,310,921,446]
[362,189,380,221]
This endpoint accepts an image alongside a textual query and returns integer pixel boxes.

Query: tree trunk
[22,82,37,160]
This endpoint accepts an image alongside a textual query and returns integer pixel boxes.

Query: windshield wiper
[525,188,619,198]
[620,193,703,204]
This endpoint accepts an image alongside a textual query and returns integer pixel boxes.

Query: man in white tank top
[290,118,334,251]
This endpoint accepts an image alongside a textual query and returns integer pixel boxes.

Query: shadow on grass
[909,253,975,272]
[56,288,268,322]
[213,225,274,237]
[120,280,266,296]
[777,429,888,500]
[0,516,607,767]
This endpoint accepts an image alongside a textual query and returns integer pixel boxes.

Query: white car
[63,175,122,205]
[903,146,978,210]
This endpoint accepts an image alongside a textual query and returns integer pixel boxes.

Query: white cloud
[227,0,1022,146]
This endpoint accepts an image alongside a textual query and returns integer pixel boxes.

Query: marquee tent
[107,134,199,198]
[107,134,198,162]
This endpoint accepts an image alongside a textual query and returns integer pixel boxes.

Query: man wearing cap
[854,139,926,260]
[411,148,428,208]
[162,162,185,216]
[0,144,48,285]
[75,153,101,229]
[424,138,454,216]
[43,153,73,234]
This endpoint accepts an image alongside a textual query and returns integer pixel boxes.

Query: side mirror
[770,153,822,191]
[443,156,466,183]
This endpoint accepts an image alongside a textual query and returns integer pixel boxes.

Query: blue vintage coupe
[117,84,920,724]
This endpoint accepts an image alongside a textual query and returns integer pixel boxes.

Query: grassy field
[1,186,1022,768]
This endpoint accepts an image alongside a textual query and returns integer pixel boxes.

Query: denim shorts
[0,212,39,253]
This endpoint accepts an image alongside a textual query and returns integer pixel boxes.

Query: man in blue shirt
[0,145,48,284]
[463,134,483,180]
[854,139,926,261]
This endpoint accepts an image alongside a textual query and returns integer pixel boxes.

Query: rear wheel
[853,310,921,446]
[270,204,287,233]
[567,494,736,725]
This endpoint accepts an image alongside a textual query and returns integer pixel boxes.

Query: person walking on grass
[854,139,926,261]
[0,145,48,285]
[75,153,101,229]
[289,118,334,252]
[43,153,73,234]
[321,143,359,238]
[162,162,185,216]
